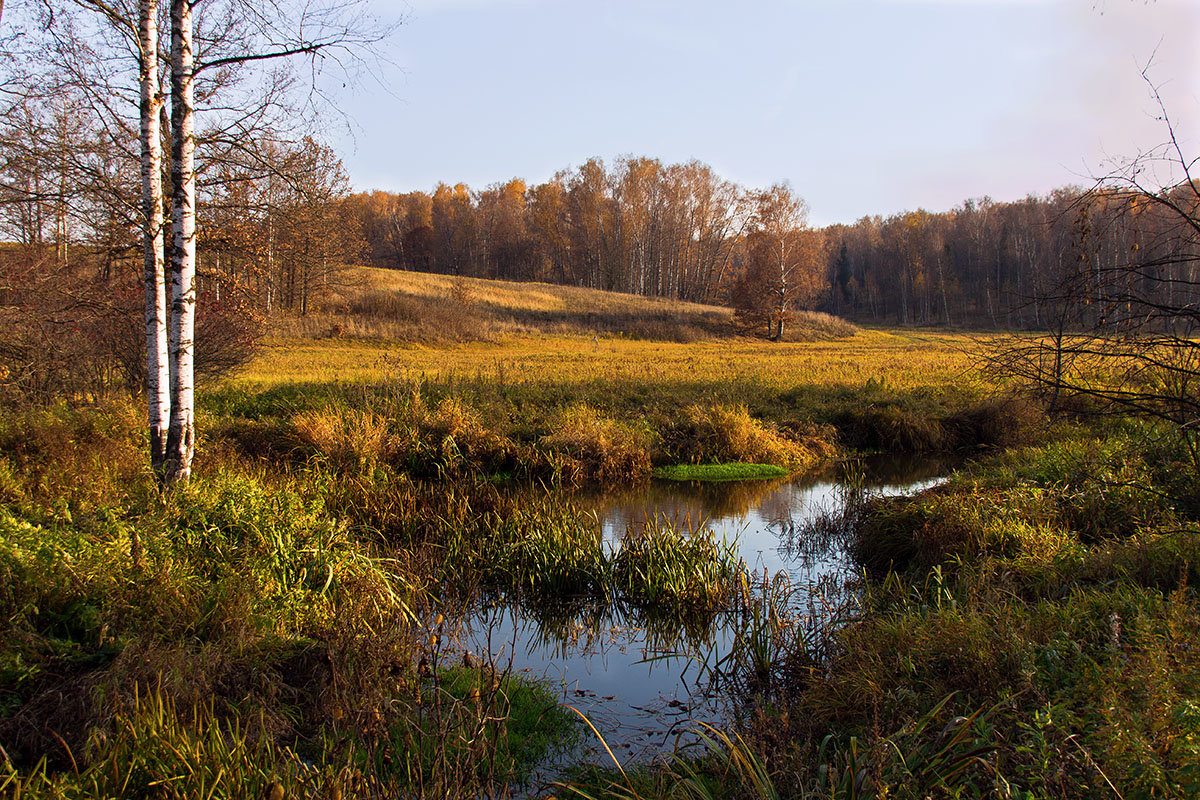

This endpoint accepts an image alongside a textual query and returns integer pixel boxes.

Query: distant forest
[345,156,1200,331]
[4,115,1197,333]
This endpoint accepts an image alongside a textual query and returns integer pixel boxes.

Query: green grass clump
[445,497,746,612]
[406,666,578,784]
[483,502,611,598]
[613,524,743,609]
[653,462,789,482]
[164,470,416,636]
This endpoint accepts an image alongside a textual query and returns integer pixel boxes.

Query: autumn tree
[268,139,362,314]
[479,178,532,280]
[527,177,570,283]
[432,182,479,276]
[730,183,821,340]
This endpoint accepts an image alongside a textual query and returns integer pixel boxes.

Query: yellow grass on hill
[353,268,726,317]
[273,267,856,344]
[235,268,993,401]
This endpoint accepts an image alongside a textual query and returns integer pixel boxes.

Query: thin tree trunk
[935,251,951,326]
[164,0,196,484]
[140,0,170,474]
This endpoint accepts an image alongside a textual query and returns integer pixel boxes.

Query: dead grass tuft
[292,407,396,467]
[664,404,823,470]
[538,405,652,484]
[415,397,517,474]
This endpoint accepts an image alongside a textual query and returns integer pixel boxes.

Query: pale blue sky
[336,0,1200,225]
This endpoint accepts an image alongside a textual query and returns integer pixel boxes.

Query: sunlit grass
[234,329,986,393]
[348,266,732,318]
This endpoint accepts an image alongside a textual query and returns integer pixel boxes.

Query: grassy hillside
[273,267,856,344]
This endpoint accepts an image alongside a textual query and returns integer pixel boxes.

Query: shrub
[832,401,947,452]
[942,394,1045,449]
[0,266,262,404]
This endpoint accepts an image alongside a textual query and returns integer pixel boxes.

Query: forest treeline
[4,105,1198,336]
[346,158,1200,331]
[0,96,359,317]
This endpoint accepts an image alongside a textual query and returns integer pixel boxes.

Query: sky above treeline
[338,0,1200,227]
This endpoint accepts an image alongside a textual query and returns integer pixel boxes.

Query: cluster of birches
[0,97,356,320]
[0,0,386,483]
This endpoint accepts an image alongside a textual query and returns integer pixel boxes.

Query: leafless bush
[982,83,1200,471]
[0,252,264,404]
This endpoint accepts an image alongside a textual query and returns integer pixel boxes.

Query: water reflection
[509,596,722,658]
[468,598,735,773]
[464,455,952,773]
[578,454,949,580]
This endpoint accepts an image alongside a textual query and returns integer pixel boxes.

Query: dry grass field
[242,267,983,394]
[271,266,856,344]
[238,329,982,392]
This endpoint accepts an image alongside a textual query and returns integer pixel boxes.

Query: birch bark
[164,0,196,484]
[140,0,170,474]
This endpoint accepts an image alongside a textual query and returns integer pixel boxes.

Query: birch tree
[731,184,817,341]
[161,0,196,482]
[139,0,169,471]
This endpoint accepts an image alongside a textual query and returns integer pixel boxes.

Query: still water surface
[463,457,951,774]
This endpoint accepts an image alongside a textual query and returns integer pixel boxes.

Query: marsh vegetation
[0,271,1197,799]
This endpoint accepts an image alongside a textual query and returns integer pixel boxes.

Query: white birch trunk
[140,0,170,474]
[165,0,196,484]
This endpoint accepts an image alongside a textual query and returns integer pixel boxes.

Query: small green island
[652,462,790,482]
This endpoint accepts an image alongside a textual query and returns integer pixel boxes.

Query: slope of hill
[275,267,856,344]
